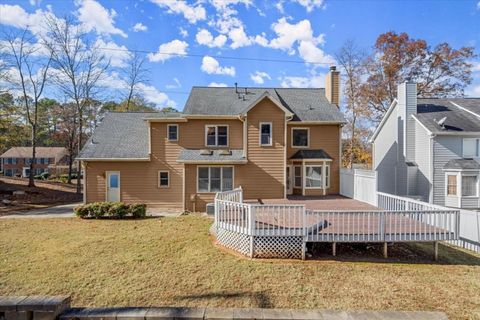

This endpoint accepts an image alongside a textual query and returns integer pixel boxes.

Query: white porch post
[322,160,326,196]
[302,160,306,196]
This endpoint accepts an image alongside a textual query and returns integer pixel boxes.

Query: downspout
[238,114,247,158]
[285,114,294,198]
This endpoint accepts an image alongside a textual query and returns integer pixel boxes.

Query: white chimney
[397,81,417,162]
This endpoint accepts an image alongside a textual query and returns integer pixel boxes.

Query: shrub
[74,202,147,219]
[129,204,147,218]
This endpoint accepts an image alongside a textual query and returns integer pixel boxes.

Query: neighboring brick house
[0,147,68,177]
[78,67,346,211]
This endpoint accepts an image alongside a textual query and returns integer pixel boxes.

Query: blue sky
[1,0,479,110]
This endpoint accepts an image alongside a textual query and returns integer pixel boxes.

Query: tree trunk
[349,117,356,169]
[76,110,83,194]
[67,152,73,184]
[28,123,36,188]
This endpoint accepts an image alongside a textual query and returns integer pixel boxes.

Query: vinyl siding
[236,97,286,200]
[432,136,462,206]
[414,120,432,201]
[287,124,340,194]
[177,119,243,149]
[373,104,398,195]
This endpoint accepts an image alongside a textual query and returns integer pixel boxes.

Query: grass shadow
[174,291,273,308]
[308,242,480,266]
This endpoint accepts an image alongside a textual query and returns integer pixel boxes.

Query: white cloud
[196,29,227,48]
[166,77,181,89]
[477,1,480,10]
[137,82,176,107]
[76,0,127,38]
[275,1,285,13]
[228,26,252,49]
[0,4,49,35]
[179,27,189,38]
[208,82,228,87]
[133,22,148,32]
[280,72,326,88]
[29,0,42,6]
[472,61,480,72]
[466,84,480,97]
[150,0,206,24]
[294,0,325,12]
[147,39,188,63]
[201,56,236,76]
[250,71,271,84]
[298,40,335,64]
[94,38,131,67]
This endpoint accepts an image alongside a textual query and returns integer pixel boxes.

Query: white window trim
[167,124,179,141]
[304,165,324,189]
[158,170,170,188]
[445,173,458,197]
[325,165,330,188]
[461,174,479,198]
[205,125,229,147]
[463,138,479,158]
[196,166,234,193]
[291,127,310,148]
[294,165,302,188]
[259,122,273,146]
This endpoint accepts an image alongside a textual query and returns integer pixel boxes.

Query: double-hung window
[197,167,233,192]
[292,128,309,147]
[447,175,457,196]
[463,138,479,158]
[462,175,478,197]
[259,122,272,146]
[206,125,228,147]
[294,166,302,188]
[167,124,178,141]
[158,171,170,188]
[305,166,322,188]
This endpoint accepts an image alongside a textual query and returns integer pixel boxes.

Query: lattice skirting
[216,228,251,256]
[253,236,303,259]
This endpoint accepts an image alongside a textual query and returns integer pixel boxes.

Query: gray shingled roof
[77,112,158,159]
[444,158,480,170]
[416,98,480,134]
[183,87,346,122]
[290,149,333,160]
[177,149,246,163]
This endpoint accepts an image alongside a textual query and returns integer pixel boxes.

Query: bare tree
[4,27,52,187]
[123,50,149,111]
[42,15,109,193]
[336,39,371,168]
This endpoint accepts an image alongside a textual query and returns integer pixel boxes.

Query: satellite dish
[437,116,447,127]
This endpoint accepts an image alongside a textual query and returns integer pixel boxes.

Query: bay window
[305,166,322,188]
[462,175,478,197]
[206,125,228,147]
[294,166,302,188]
[447,175,457,196]
[197,166,233,193]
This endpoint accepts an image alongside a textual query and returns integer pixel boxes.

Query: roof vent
[219,150,232,156]
[436,116,447,129]
[200,149,213,156]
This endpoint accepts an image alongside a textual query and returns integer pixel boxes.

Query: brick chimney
[325,66,340,107]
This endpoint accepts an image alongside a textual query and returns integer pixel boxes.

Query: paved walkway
[1,203,80,219]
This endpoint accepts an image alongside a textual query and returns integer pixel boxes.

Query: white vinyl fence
[340,169,377,206]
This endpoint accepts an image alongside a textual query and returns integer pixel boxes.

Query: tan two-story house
[78,67,346,211]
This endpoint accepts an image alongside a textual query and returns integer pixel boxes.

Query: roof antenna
[235,82,238,93]
[436,116,447,129]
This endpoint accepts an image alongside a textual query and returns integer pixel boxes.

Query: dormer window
[206,125,228,147]
[167,124,178,141]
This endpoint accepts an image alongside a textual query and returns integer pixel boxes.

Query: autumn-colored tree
[362,31,476,121]
[336,39,371,168]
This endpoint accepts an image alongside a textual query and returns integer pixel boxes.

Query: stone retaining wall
[0,296,448,320]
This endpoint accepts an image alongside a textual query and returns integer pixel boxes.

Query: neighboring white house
[371,82,480,210]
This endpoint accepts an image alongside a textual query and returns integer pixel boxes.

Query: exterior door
[286,165,293,195]
[106,171,120,202]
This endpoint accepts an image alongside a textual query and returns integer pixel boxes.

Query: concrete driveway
[1,203,80,219]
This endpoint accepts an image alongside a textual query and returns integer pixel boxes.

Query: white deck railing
[214,189,460,242]
[214,186,243,203]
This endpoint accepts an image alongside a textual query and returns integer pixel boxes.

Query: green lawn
[0,215,479,319]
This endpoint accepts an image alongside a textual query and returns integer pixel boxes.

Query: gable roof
[0,147,66,160]
[183,87,346,123]
[77,112,158,160]
[415,98,480,134]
